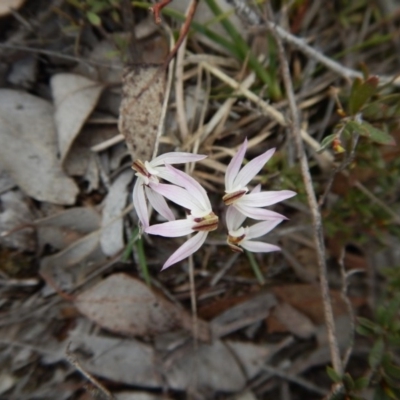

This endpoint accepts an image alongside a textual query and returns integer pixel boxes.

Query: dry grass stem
[266,8,343,377]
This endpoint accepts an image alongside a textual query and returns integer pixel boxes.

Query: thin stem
[245,250,265,285]
[265,7,343,377]
[135,236,151,286]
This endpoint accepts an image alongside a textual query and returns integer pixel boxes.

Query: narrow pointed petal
[234,203,287,221]
[246,220,282,240]
[133,179,149,228]
[164,165,211,210]
[145,219,194,237]
[225,138,248,192]
[251,184,261,194]
[226,205,247,232]
[241,240,281,253]
[161,231,208,270]
[151,152,207,167]
[233,148,275,189]
[149,183,203,212]
[239,190,296,208]
[145,186,175,221]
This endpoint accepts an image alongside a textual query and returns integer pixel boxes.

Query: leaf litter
[1,0,400,399]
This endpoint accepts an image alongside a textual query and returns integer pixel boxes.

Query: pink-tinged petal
[238,190,296,208]
[226,205,246,232]
[164,165,211,210]
[225,138,247,192]
[145,219,194,237]
[234,203,287,221]
[149,182,204,211]
[133,179,149,229]
[151,152,207,167]
[241,240,281,253]
[161,231,208,270]
[246,220,282,240]
[233,148,275,189]
[145,186,175,221]
[251,184,261,194]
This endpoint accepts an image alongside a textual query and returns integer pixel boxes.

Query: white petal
[161,231,208,270]
[234,203,287,220]
[145,186,175,221]
[240,240,281,253]
[133,179,149,228]
[150,182,204,212]
[164,165,211,211]
[246,220,282,240]
[145,219,194,237]
[225,138,247,192]
[226,205,246,232]
[251,184,261,193]
[233,148,275,189]
[238,190,296,207]
[151,152,207,167]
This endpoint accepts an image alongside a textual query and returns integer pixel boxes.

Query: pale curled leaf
[118,65,166,161]
[75,273,210,339]
[100,170,133,256]
[51,73,104,162]
[0,89,78,205]
[0,0,25,16]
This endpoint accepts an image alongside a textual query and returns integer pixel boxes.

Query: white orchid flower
[223,138,296,220]
[145,165,218,270]
[226,206,282,253]
[132,152,206,229]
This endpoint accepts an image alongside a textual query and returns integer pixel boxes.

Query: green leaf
[382,357,400,380]
[343,373,355,391]
[357,317,381,336]
[319,133,337,152]
[327,366,342,383]
[369,337,385,369]
[87,11,102,26]
[346,120,395,145]
[354,376,370,390]
[349,76,379,115]
[374,385,392,400]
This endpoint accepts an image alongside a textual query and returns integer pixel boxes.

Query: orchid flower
[145,165,218,270]
[223,138,296,220]
[132,152,206,229]
[226,205,282,253]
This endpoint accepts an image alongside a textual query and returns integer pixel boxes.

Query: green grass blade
[245,250,265,285]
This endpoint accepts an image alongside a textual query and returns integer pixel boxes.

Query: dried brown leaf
[75,273,210,339]
[51,73,104,162]
[100,170,133,256]
[0,89,78,205]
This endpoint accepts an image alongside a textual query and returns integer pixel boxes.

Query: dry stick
[66,342,115,400]
[266,10,343,377]
[229,0,400,86]
[135,0,200,100]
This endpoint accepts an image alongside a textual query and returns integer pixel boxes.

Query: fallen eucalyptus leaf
[100,170,133,256]
[51,73,104,162]
[0,89,78,205]
[75,273,210,340]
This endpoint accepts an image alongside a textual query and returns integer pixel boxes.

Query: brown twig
[66,342,115,400]
[265,6,343,377]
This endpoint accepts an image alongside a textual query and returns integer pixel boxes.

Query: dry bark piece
[51,73,104,162]
[75,273,210,340]
[0,89,78,205]
[118,64,166,162]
